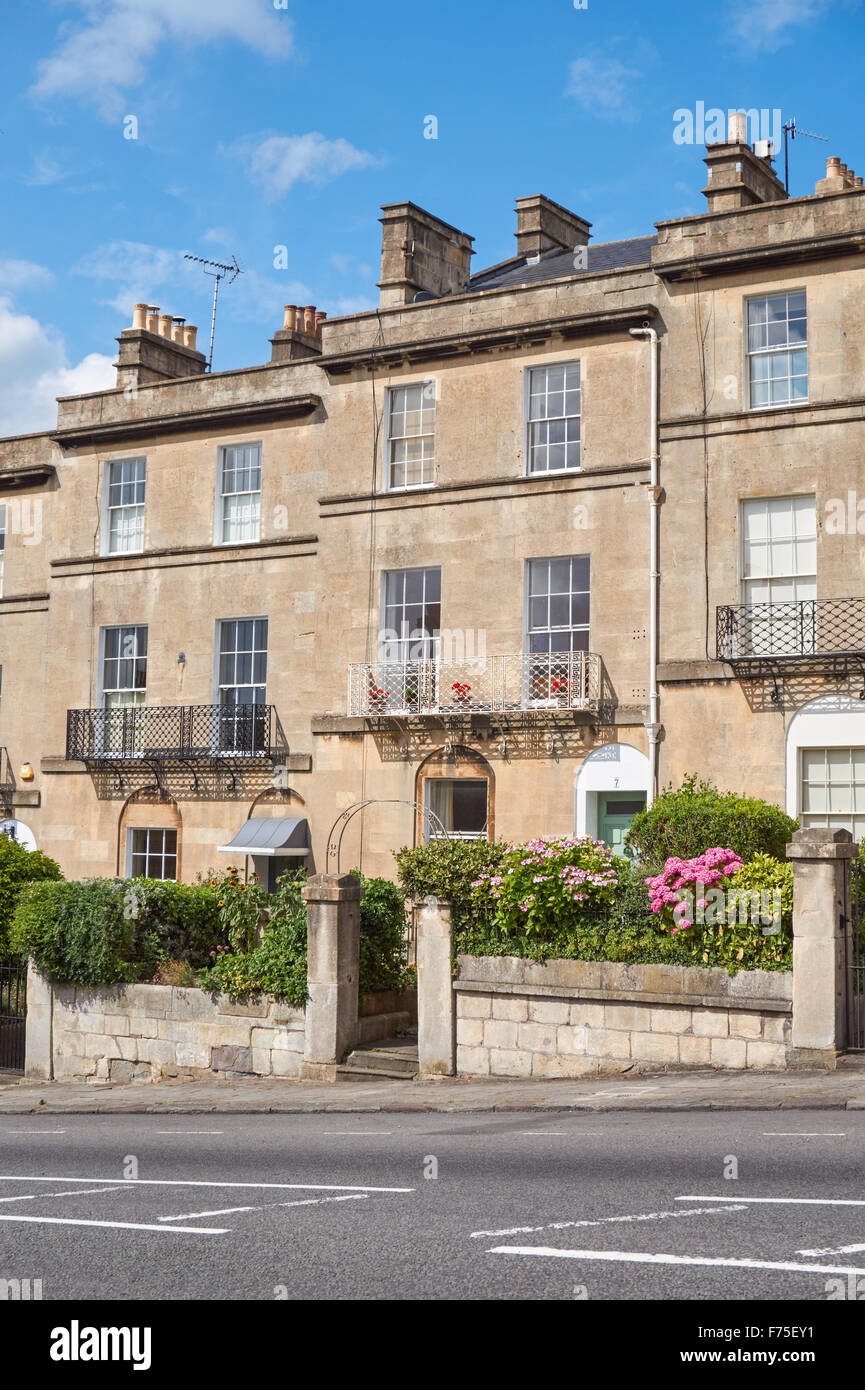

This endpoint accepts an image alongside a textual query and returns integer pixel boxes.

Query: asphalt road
[0,1109,864,1301]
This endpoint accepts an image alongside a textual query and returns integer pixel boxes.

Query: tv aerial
[782,118,828,195]
[183,253,243,371]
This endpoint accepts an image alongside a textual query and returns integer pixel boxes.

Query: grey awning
[217,817,310,857]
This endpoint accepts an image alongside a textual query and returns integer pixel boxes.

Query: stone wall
[455,956,792,1078]
[48,980,306,1083]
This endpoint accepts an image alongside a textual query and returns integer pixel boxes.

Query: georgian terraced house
[2,117,865,885]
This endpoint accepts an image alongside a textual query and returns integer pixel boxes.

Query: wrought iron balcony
[66,704,282,763]
[348,652,603,718]
[716,599,865,672]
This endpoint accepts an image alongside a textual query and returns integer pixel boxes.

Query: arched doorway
[575,743,650,851]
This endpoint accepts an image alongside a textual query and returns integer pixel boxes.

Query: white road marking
[677,1194,865,1208]
[159,1193,369,1222]
[763,1132,846,1138]
[0,1174,413,1193]
[471,1204,748,1239]
[324,1131,393,1136]
[798,1242,865,1257]
[0,1215,228,1234]
[0,1187,124,1205]
[5,1129,67,1134]
[154,1130,224,1136]
[488,1246,865,1277]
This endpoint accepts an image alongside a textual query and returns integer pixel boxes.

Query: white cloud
[203,227,233,246]
[0,295,114,436]
[566,49,644,122]
[231,132,377,200]
[30,0,294,120]
[730,0,830,49]
[0,260,55,292]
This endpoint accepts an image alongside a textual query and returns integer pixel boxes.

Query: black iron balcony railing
[66,704,281,762]
[717,598,865,664]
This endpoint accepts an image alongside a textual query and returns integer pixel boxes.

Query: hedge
[0,835,63,959]
[624,775,797,868]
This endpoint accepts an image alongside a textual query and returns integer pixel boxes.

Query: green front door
[597,794,647,855]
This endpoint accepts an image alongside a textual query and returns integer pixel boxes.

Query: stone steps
[338,1032,419,1082]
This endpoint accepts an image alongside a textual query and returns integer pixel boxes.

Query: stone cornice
[49,394,322,448]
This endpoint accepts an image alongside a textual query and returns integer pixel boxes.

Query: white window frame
[523,555,591,654]
[798,746,865,839]
[424,777,489,842]
[213,616,269,706]
[101,456,146,556]
[740,495,817,607]
[384,381,436,492]
[99,624,148,709]
[125,826,178,880]
[524,360,581,476]
[379,567,441,664]
[745,290,808,411]
[215,442,262,546]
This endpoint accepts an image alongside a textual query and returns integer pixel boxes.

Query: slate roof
[466,234,658,293]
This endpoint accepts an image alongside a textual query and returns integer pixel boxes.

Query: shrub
[624,775,796,868]
[10,877,225,985]
[0,835,63,959]
[395,839,507,928]
[198,870,308,1006]
[354,872,411,995]
[470,836,620,938]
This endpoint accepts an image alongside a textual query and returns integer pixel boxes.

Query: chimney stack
[114,303,207,390]
[702,112,787,212]
[269,303,326,363]
[514,194,591,258]
[815,155,863,194]
[378,202,474,308]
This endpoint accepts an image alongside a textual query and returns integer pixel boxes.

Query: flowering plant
[645,847,743,933]
[470,835,621,937]
[550,678,570,694]
[451,681,472,704]
[368,686,390,709]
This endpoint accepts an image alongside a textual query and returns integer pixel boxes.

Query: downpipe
[629,323,661,807]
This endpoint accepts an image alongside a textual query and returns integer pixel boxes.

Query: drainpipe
[629,323,660,806]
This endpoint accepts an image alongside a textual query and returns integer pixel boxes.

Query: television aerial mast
[182,253,243,371]
[782,118,828,195]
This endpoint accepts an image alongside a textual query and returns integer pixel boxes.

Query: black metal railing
[0,748,13,795]
[717,599,865,662]
[66,704,281,762]
[0,960,26,1071]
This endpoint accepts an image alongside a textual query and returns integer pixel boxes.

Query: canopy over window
[217,817,310,857]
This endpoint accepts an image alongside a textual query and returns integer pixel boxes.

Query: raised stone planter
[33,969,306,1083]
[454,956,793,1078]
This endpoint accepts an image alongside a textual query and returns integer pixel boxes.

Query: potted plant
[451,680,472,710]
[368,686,390,714]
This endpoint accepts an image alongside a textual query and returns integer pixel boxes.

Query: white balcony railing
[348,652,602,717]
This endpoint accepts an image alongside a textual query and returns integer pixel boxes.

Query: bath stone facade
[1,121,865,882]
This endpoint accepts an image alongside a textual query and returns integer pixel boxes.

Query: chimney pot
[855,176,864,189]
[303,305,316,335]
[283,304,297,332]
[158,313,173,338]
[184,325,198,350]
[827,156,842,176]
[132,303,148,330]
[314,311,326,338]
[146,307,160,333]
[727,111,749,144]
[172,317,186,343]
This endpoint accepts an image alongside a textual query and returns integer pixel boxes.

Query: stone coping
[452,979,791,1014]
[456,955,792,1003]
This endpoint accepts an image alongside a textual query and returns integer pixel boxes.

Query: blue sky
[1,0,863,435]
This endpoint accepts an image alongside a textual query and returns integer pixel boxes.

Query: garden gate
[0,960,26,1071]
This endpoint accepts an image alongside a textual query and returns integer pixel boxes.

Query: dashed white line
[471,1205,747,1239]
[488,1246,865,1277]
[154,1131,224,1136]
[5,1130,67,1135]
[677,1194,865,1207]
[0,1187,124,1205]
[798,1241,865,1257]
[0,1174,413,1193]
[763,1132,846,1138]
[159,1193,370,1222]
[0,1215,228,1235]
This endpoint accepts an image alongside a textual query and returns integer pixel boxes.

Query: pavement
[1,1064,865,1112]
[1,1109,864,1301]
